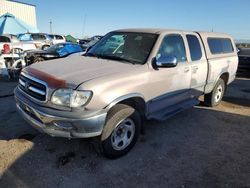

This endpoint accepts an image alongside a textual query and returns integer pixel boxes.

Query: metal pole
[49,19,52,34]
[82,14,87,38]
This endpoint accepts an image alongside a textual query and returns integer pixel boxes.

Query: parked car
[0,34,36,54]
[15,28,238,159]
[79,35,103,50]
[25,42,83,64]
[17,33,53,50]
[78,39,89,45]
[237,48,250,77]
[80,38,100,51]
[48,34,66,44]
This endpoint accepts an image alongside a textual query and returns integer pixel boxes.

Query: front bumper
[15,87,107,138]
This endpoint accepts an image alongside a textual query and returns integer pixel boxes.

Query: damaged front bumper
[15,87,107,138]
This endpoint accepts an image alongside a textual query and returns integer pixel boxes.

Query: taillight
[3,44,11,54]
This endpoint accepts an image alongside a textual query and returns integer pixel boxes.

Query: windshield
[87,32,158,64]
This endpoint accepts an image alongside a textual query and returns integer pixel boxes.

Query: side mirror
[156,55,178,68]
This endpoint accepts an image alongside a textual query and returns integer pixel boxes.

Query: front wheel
[204,78,225,107]
[100,104,141,159]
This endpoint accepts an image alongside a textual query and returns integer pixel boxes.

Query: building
[0,0,37,27]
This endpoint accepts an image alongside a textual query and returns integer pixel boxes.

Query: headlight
[51,89,92,108]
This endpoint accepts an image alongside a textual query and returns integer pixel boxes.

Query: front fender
[105,93,145,110]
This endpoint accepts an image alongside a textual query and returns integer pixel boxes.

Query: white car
[48,34,66,45]
[0,34,36,54]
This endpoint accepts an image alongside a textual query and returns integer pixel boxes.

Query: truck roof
[113,28,232,38]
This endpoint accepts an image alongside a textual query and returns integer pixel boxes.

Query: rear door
[184,32,208,97]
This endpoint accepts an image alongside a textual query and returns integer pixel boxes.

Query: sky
[22,0,249,40]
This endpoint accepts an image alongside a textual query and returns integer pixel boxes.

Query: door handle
[184,67,190,73]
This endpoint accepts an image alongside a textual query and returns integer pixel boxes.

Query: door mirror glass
[156,55,178,67]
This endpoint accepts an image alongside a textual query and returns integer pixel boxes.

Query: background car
[17,33,53,50]
[237,47,250,77]
[25,42,83,64]
[0,34,36,54]
[79,35,103,51]
[48,34,66,44]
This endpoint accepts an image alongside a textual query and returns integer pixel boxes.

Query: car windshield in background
[87,32,158,64]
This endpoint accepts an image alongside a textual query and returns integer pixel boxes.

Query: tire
[204,78,225,107]
[42,45,50,50]
[101,104,141,159]
[33,57,44,63]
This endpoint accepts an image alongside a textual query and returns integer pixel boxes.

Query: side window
[41,35,46,40]
[49,35,54,39]
[31,34,42,40]
[186,35,202,61]
[55,35,63,40]
[222,39,234,53]
[208,38,234,54]
[157,34,187,62]
[0,36,11,42]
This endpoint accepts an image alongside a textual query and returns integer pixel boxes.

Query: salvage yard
[0,77,250,188]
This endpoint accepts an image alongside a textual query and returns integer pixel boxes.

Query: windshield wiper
[96,55,138,65]
[84,53,139,65]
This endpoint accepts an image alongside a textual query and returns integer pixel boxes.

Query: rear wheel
[101,104,141,159]
[204,78,225,107]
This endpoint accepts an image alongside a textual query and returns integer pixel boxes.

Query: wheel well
[42,45,50,49]
[220,72,229,85]
[118,97,146,117]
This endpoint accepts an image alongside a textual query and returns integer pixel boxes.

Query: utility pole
[49,19,52,34]
[82,14,87,38]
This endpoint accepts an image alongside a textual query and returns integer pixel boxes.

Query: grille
[19,73,47,102]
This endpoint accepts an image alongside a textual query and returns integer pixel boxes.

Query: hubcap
[111,118,135,151]
[214,84,223,103]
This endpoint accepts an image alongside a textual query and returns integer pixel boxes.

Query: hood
[23,55,139,88]
[27,50,56,56]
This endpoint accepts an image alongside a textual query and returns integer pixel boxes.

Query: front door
[148,33,191,115]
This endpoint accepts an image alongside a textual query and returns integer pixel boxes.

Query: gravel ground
[0,78,249,188]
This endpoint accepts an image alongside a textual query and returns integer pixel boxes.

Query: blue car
[25,42,83,64]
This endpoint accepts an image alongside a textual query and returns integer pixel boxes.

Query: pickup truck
[14,29,238,158]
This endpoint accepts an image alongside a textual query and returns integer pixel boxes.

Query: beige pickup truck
[15,29,238,158]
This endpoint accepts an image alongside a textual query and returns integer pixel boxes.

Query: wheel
[42,45,50,50]
[33,57,44,63]
[204,78,225,107]
[101,104,141,159]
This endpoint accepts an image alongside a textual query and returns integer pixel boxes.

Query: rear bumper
[15,87,107,138]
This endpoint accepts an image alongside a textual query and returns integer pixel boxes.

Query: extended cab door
[148,33,192,117]
[184,32,208,97]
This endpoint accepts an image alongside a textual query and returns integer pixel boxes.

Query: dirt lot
[0,78,250,188]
